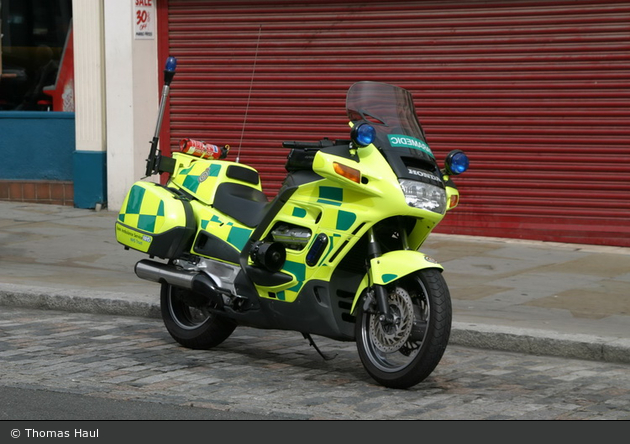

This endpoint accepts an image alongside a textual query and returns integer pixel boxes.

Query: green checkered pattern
[118,184,166,233]
[177,163,222,194]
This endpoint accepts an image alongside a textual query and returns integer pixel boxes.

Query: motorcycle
[115,57,469,389]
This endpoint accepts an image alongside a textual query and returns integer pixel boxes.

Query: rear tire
[355,268,451,389]
[160,283,236,349]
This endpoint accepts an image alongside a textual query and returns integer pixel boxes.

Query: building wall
[0,1,75,206]
[0,111,75,205]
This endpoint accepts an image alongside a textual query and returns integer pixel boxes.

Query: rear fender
[350,250,443,314]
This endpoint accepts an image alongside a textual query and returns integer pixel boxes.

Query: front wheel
[160,283,236,350]
[355,268,452,389]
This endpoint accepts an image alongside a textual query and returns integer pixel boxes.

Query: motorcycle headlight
[399,179,447,214]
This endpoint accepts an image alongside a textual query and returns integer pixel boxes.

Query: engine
[271,224,312,250]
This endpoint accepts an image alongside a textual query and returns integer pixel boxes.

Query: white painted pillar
[104,0,158,211]
[72,0,108,208]
[72,0,106,153]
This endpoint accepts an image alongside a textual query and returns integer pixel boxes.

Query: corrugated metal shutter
[160,0,630,247]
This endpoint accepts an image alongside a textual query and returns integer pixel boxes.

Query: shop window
[0,0,72,111]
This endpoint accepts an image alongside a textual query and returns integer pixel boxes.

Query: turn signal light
[448,194,459,208]
[333,162,361,183]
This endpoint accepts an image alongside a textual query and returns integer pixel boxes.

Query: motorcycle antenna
[236,25,263,163]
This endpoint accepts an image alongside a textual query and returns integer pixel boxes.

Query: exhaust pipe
[134,259,224,307]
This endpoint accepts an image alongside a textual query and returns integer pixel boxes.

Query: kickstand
[302,333,337,361]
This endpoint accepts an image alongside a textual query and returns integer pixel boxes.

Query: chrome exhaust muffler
[134,259,224,307]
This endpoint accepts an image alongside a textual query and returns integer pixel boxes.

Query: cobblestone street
[1,307,629,420]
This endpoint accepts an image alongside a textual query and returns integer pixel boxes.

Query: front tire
[355,268,452,389]
[160,283,236,350]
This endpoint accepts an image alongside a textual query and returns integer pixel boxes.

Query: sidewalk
[0,201,628,364]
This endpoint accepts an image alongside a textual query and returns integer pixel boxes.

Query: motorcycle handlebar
[282,141,323,149]
[282,138,350,149]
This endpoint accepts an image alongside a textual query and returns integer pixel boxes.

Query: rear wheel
[355,268,451,389]
[160,283,236,349]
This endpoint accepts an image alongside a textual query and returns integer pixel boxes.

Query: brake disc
[369,287,414,353]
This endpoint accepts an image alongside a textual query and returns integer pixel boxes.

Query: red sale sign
[134,0,155,39]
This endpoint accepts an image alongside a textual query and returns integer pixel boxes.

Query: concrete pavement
[0,201,628,364]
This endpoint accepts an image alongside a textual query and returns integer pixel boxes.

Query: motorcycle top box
[169,155,262,207]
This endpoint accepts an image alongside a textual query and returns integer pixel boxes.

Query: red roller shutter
[159,0,630,247]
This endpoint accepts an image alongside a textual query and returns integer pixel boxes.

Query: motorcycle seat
[213,182,270,228]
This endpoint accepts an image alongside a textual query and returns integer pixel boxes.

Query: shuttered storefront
[159,0,630,247]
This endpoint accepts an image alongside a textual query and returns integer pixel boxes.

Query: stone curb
[0,285,161,319]
[451,322,630,364]
[2,285,629,365]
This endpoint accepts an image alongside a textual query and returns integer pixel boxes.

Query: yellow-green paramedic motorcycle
[116,58,469,389]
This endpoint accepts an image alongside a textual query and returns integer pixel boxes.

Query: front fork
[366,222,410,326]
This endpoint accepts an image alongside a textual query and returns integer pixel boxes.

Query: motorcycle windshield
[346,81,441,183]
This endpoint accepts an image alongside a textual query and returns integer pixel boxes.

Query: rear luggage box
[169,153,263,205]
[115,182,196,259]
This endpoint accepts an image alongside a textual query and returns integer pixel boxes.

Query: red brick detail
[0,180,74,206]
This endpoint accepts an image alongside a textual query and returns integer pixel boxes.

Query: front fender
[350,250,443,315]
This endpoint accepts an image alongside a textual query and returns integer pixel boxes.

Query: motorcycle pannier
[115,182,196,259]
